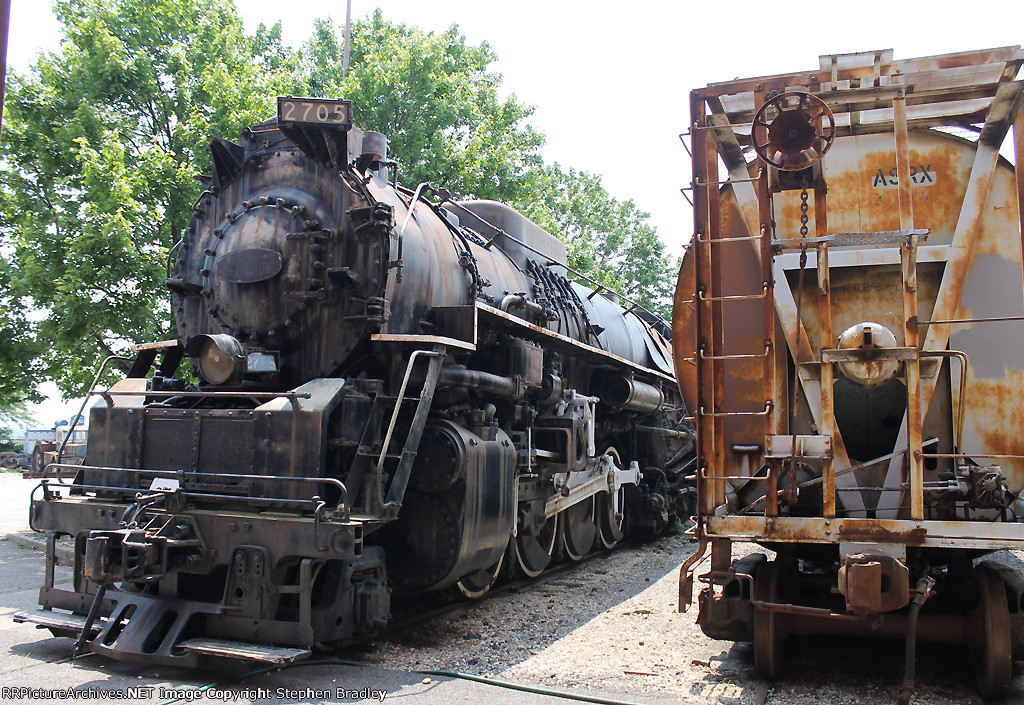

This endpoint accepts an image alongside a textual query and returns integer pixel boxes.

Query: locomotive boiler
[15,97,693,665]
[675,46,1024,699]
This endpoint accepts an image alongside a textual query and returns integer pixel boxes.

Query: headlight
[185,334,246,385]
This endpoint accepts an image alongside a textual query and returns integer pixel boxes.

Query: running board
[177,638,311,664]
[14,611,310,664]
[14,610,100,638]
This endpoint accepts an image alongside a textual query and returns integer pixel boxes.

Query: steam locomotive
[17,97,693,665]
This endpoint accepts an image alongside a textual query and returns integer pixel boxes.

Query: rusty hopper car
[16,98,694,665]
[674,47,1024,700]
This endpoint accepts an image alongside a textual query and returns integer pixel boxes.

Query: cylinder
[601,376,664,413]
[438,366,523,400]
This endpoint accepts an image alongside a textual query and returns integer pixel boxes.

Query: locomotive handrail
[92,390,312,399]
[36,464,350,519]
[57,354,133,468]
[398,182,431,238]
[375,348,446,510]
[92,389,312,410]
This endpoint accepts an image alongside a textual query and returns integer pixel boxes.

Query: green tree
[0,0,302,398]
[0,257,45,414]
[0,425,25,453]
[302,11,544,203]
[1,3,673,413]
[518,164,676,316]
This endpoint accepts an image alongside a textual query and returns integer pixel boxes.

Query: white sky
[6,0,1024,427]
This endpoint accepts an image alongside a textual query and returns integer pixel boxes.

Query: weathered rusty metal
[1017,105,1024,290]
[676,46,1024,697]
[838,553,911,614]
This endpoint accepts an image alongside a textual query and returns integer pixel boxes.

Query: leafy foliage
[0,257,45,413]
[1,2,673,412]
[0,425,24,453]
[302,11,544,202]
[518,164,676,316]
[0,0,302,398]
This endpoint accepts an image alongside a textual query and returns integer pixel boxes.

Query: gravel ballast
[349,534,1023,704]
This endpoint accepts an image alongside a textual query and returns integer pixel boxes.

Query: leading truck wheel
[753,561,787,679]
[968,567,1012,699]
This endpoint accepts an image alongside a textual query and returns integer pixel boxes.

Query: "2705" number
[279,98,351,127]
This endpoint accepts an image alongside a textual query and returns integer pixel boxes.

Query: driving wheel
[454,552,505,599]
[515,513,559,578]
[562,497,597,561]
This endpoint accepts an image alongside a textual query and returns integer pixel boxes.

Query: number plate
[150,477,180,492]
[277,97,352,130]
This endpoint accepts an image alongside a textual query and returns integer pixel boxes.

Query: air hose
[897,575,936,705]
[156,657,650,705]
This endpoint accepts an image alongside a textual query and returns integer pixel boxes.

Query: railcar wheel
[454,553,505,599]
[515,514,559,578]
[968,567,1012,699]
[562,498,598,561]
[753,561,786,679]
